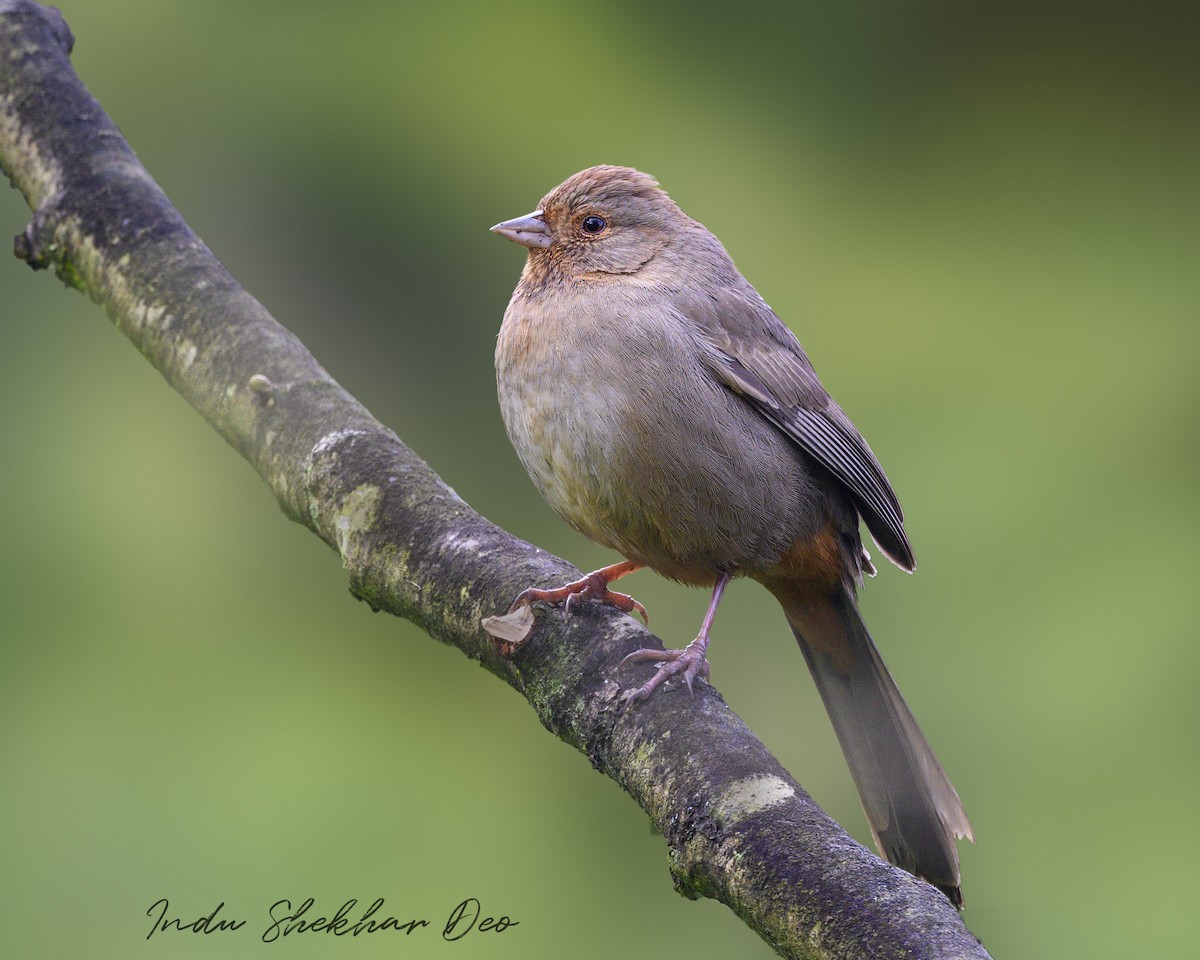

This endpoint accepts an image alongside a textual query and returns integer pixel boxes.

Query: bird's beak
[490,210,553,249]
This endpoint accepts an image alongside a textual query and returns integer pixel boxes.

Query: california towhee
[490,165,973,904]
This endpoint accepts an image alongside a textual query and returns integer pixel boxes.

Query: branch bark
[0,4,990,957]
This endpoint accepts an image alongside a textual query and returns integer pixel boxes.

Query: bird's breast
[494,282,830,582]
[495,292,636,544]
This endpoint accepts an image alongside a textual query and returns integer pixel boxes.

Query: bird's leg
[620,571,732,702]
[508,559,647,623]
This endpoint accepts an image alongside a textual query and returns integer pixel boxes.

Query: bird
[489,165,973,905]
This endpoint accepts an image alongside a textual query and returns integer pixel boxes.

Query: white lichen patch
[144,303,170,330]
[175,338,198,370]
[0,93,63,204]
[714,775,796,825]
[436,530,483,555]
[305,430,371,527]
[335,483,382,558]
[311,428,368,461]
[127,297,171,332]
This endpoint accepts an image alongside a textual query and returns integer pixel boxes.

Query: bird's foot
[508,561,647,624]
[619,637,710,703]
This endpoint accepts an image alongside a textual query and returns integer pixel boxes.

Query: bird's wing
[678,284,915,571]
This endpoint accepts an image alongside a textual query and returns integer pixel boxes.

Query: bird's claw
[509,569,648,624]
[619,640,710,704]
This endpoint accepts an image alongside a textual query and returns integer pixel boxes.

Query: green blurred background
[2,1,1196,956]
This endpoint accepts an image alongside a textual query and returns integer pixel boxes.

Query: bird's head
[491,165,683,279]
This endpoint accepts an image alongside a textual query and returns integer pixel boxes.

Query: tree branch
[0,3,989,957]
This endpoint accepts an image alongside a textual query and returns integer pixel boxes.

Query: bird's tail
[771,584,974,905]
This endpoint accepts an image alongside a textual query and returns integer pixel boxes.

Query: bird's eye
[580,215,607,235]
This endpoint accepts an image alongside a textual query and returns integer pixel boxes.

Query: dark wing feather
[678,285,915,571]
